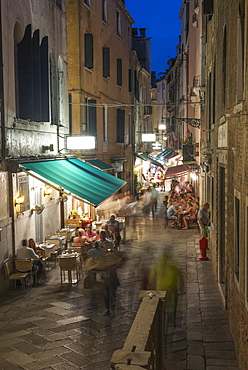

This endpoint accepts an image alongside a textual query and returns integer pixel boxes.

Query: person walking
[142,187,152,223]
[151,184,159,218]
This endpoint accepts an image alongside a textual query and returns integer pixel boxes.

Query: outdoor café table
[38,243,56,258]
[56,228,75,241]
[45,235,67,252]
[58,252,81,285]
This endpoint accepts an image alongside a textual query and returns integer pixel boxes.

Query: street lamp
[158,122,166,149]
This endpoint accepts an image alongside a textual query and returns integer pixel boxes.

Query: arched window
[237,2,245,103]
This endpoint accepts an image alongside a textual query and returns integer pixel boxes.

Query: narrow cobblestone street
[0,193,240,369]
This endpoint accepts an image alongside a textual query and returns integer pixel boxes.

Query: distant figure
[197,203,210,237]
[142,187,152,222]
[151,184,159,217]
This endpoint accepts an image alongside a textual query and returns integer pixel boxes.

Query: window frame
[116,9,121,37]
[117,58,122,86]
[84,33,93,69]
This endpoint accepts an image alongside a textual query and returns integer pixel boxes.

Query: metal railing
[111,290,166,369]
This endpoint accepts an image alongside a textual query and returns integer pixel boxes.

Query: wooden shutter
[117,58,122,86]
[32,30,41,121]
[85,33,93,69]
[40,36,49,122]
[128,69,132,92]
[103,47,110,78]
[88,99,96,135]
[17,25,33,120]
[116,109,125,142]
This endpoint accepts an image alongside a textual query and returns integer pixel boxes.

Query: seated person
[100,223,112,239]
[28,238,46,282]
[167,200,180,223]
[106,214,122,246]
[98,230,114,251]
[82,224,97,243]
[73,231,85,244]
[86,241,105,258]
[182,202,197,229]
[16,239,40,282]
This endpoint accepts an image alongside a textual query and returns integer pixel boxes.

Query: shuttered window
[16,25,49,122]
[116,109,125,143]
[128,69,132,92]
[85,33,93,69]
[85,99,97,136]
[40,36,49,122]
[103,47,110,78]
[117,58,122,86]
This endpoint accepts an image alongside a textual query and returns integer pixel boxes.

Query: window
[128,69,132,92]
[85,98,97,136]
[103,105,107,142]
[50,53,57,125]
[222,27,227,109]
[58,57,64,127]
[85,33,93,69]
[237,3,244,103]
[56,0,62,9]
[117,58,122,86]
[116,109,125,143]
[15,25,49,122]
[84,0,90,7]
[103,47,110,78]
[234,194,240,281]
[116,10,121,37]
[102,0,107,22]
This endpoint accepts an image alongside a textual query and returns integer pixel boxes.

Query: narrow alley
[0,194,239,370]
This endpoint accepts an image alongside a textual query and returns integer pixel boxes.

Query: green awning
[19,158,126,207]
[136,153,164,169]
[85,159,113,171]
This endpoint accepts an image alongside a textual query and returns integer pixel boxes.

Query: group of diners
[164,181,199,229]
[14,214,123,286]
[72,214,123,254]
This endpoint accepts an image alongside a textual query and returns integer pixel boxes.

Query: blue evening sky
[125,0,182,75]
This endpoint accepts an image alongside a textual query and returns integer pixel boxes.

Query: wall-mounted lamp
[15,195,25,206]
[44,187,53,196]
[158,124,166,130]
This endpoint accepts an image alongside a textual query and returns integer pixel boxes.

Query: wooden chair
[4,259,29,295]
[15,259,38,286]
[59,255,80,285]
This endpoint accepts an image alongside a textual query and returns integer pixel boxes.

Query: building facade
[204,0,248,368]
[67,0,136,196]
[0,0,69,296]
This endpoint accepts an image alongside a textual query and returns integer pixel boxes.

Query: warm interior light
[67,136,96,150]
[158,124,166,130]
[142,133,156,142]
[15,195,25,206]
[44,187,53,196]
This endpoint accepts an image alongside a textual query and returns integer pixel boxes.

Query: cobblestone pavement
[0,193,240,369]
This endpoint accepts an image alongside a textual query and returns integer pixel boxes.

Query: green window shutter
[85,33,93,69]
[116,109,125,142]
[17,24,33,120]
[103,47,110,78]
[117,58,122,86]
[88,99,97,136]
